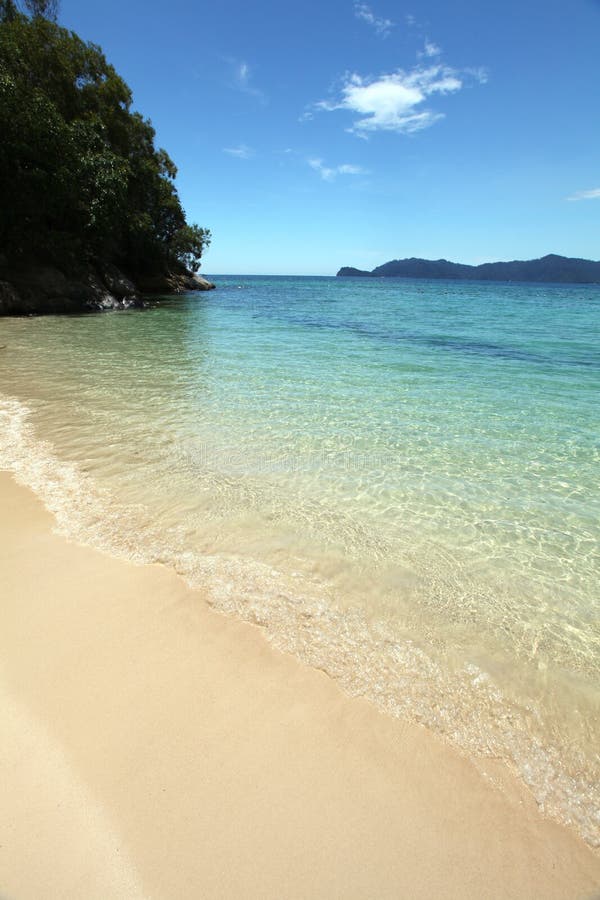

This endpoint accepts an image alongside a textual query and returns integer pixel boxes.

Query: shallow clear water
[1,275,599,842]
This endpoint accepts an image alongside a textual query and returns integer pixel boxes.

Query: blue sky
[61,0,600,274]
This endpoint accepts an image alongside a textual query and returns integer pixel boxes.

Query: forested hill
[0,0,213,314]
[337,254,600,284]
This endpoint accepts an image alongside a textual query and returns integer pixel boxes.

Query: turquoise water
[1,275,599,842]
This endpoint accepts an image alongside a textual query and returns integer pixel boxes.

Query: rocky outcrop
[0,263,144,315]
[0,281,24,315]
[0,261,214,316]
[135,270,215,294]
[97,263,139,299]
[190,273,216,291]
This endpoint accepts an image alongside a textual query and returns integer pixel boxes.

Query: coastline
[1,469,599,899]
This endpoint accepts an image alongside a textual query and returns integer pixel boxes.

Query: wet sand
[1,471,598,899]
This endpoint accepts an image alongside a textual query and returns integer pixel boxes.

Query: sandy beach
[1,469,599,899]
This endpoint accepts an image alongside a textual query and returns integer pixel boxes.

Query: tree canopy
[0,6,210,277]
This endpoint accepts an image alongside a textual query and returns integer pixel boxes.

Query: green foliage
[21,0,57,21]
[0,1,18,23]
[169,224,212,273]
[0,11,210,276]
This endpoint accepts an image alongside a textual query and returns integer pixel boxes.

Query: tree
[169,225,212,273]
[21,0,58,20]
[0,1,18,23]
[1,0,58,24]
[0,10,210,277]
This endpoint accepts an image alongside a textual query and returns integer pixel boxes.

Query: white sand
[1,471,598,899]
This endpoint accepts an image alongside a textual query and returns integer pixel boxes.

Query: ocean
[1,274,598,843]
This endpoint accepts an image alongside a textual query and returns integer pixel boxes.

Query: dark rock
[0,281,24,315]
[0,260,214,316]
[0,263,146,315]
[135,269,215,294]
[0,267,80,314]
[98,263,138,298]
[191,273,216,291]
[79,272,143,310]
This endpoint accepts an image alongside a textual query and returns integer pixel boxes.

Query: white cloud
[567,187,600,201]
[418,40,442,58]
[315,65,466,136]
[307,158,369,181]
[338,164,366,174]
[223,144,254,159]
[465,66,489,84]
[354,2,393,36]
[228,59,266,103]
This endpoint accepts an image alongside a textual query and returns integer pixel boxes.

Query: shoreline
[1,384,598,849]
[1,469,599,898]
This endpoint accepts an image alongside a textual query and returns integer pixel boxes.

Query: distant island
[337,254,600,284]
